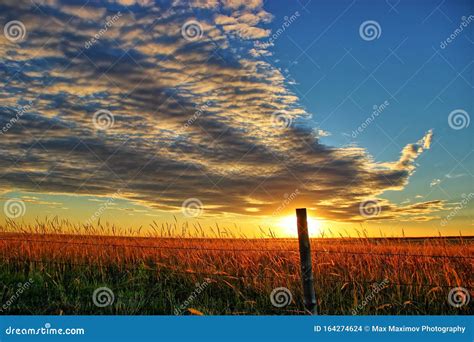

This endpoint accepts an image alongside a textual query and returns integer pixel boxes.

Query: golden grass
[0,218,472,315]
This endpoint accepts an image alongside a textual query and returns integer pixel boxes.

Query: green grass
[0,260,471,315]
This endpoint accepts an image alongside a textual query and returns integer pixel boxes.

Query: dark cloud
[0,0,442,222]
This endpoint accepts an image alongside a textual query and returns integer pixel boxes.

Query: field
[0,219,472,315]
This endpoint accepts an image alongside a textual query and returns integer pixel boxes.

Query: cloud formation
[0,0,442,222]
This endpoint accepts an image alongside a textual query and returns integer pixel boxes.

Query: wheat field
[0,218,472,315]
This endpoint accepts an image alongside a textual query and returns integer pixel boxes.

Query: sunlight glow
[278,215,323,237]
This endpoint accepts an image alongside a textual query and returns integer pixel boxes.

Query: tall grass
[0,218,472,315]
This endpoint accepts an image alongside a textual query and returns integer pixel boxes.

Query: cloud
[394,129,433,171]
[423,129,433,149]
[214,10,271,39]
[0,0,442,223]
[445,173,465,179]
[312,128,331,138]
[0,194,63,208]
[61,6,107,20]
[222,0,263,10]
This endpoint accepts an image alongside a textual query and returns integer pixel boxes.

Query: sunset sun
[277,215,323,237]
[0,0,471,329]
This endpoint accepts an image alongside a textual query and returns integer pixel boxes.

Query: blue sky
[0,0,472,237]
[268,1,472,154]
[266,0,473,215]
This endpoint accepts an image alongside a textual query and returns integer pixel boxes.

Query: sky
[0,0,472,237]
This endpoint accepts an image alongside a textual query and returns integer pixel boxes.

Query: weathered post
[296,208,317,315]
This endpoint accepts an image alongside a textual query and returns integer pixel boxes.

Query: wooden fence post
[296,208,317,315]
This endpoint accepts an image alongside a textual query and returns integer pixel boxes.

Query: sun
[277,215,323,237]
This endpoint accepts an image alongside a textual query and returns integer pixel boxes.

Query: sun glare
[277,215,322,237]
